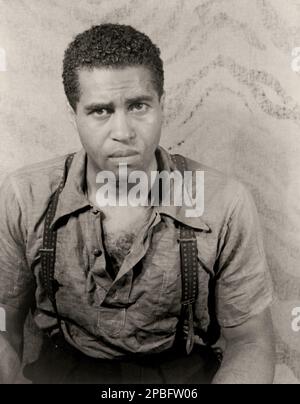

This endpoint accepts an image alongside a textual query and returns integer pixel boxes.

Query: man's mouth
[108,150,139,158]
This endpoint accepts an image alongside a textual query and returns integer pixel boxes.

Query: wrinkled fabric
[23,334,220,384]
[0,146,272,359]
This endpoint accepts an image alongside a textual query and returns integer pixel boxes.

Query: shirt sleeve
[215,183,273,328]
[0,175,35,319]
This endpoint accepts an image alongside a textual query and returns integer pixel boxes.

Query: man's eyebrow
[84,96,155,112]
[84,102,114,112]
[125,95,155,104]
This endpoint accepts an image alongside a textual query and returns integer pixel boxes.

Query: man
[0,24,274,384]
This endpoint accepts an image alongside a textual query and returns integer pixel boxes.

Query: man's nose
[110,111,135,142]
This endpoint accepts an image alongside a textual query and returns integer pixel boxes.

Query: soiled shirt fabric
[0,147,273,359]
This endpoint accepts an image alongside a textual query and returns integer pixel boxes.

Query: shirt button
[93,248,102,257]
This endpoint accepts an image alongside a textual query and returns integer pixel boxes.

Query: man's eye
[92,108,111,116]
[130,103,148,113]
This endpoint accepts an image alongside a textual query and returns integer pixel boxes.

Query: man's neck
[86,155,158,208]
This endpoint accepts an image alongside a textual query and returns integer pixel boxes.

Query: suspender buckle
[39,248,55,253]
[181,298,196,306]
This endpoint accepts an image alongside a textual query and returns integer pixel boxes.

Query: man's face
[73,66,164,176]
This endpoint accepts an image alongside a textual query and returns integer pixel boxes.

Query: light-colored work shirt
[0,146,273,359]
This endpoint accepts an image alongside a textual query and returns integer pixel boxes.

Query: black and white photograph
[0,0,300,386]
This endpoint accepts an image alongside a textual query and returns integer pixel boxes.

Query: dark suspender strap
[40,153,75,336]
[39,152,207,354]
[171,154,198,355]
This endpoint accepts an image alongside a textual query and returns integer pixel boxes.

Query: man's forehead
[77,65,157,98]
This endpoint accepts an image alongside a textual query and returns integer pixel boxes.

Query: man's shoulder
[9,153,70,181]
[182,154,245,198]
[6,152,75,188]
[2,152,77,206]
[178,153,251,226]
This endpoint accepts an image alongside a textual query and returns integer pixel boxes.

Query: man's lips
[108,150,139,158]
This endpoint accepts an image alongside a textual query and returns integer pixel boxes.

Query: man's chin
[104,157,146,173]
[106,154,141,166]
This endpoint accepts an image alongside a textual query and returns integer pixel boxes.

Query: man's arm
[0,335,21,384]
[212,308,275,384]
[211,182,274,383]
[0,176,35,383]
[0,306,27,383]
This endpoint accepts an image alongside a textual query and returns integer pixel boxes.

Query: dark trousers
[23,335,220,384]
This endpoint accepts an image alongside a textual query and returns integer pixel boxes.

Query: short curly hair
[62,24,164,110]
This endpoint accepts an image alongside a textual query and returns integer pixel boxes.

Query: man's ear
[159,92,166,111]
[66,101,77,130]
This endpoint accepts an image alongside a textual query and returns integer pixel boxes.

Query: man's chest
[31,209,213,342]
[100,206,153,274]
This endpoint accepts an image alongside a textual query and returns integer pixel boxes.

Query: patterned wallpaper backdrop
[0,0,300,384]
